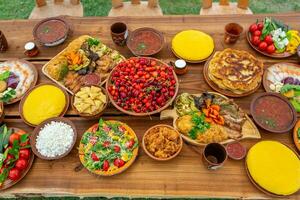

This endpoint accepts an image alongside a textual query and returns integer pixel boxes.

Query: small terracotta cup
[0,31,8,52]
[224,23,243,44]
[202,143,228,170]
[111,22,128,46]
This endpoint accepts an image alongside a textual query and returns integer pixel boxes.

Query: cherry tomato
[259,42,268,51]
[257,22,264,31]
[254,30,262,36]
[19,149,30,160]
[266,44,276,54]
[114,145,121,153]
[264,35,273,45]
[102,160,110,171]
[91,153,99,161]
[126,139,135,149]
[9,133,20,145]
[114,158,125,168]
[8,168,21,181]
[15,158,28,170]
[102,141,110,148]
[251,36,261,46]
[249,23,258,33]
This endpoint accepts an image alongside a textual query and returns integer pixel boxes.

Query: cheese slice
[246,141,300,195]
[172,30,214,61]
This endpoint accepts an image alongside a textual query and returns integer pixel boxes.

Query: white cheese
[36,121,74,158]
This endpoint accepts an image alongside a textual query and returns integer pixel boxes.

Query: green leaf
[87,38,100,46]
[1,89,16,103]
[297,128,300,140]
[98,118,104,128]
[20,133,29,143]
[0,168,8,185]
[0,71,10,81]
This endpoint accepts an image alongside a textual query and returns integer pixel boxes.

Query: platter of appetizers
[42,35,125,95]
[79,119,139,176]
[0,125,34,191]
[160,92,261,146]
[247,17,300,58]
[246,141,300,197]
[106,57,178,116]
[0,59,38,104]
[203,48,264,97]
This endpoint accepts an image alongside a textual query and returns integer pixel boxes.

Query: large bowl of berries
[106,57,179,116]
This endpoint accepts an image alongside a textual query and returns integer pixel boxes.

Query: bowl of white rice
[30,117,77,160]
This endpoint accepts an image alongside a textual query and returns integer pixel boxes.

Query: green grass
[0,0,300,19]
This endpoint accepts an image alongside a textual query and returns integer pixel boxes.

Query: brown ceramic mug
[0,31,8,52]
[202,143,228,170]
[224,23,243,44]
[111,22,128,46]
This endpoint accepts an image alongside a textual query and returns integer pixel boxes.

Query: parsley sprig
[188,113,210,140]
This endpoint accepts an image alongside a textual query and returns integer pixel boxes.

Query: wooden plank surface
[0,14,300,199]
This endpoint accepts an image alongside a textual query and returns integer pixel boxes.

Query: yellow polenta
[23,85,66,125]
[247,141,300,195]
[172,30,214,61]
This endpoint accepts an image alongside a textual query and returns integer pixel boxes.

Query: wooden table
[0,14,299,199]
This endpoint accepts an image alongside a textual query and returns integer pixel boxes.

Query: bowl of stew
[127,27,164,56]
[250,93,297,133]
[33,17,70,47]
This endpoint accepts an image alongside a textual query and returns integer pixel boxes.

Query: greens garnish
[0,88,16,103]
[87,38,100,46]
[297,128,300,140]
[188,113,210,140]
[0,71,10,81]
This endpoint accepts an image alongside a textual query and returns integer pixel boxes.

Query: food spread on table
[0,125,33,189]
[1,16,300,197]
[35,121,75,158]
[0,60,37,104]
[107,57,178,115]
[206,48,264,95]
[143,125,182,160]
[171,30,214,62]
[79,119,138,176]
[73,86,107,116]
[248,17,300,56]
[21,84,68,126]
[43,35,125,94]
[162,92,260,146]
[246,141,300,196]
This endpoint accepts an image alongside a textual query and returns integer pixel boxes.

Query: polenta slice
[246,141,300,196]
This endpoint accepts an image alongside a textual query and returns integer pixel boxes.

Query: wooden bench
[200,0,253,15]
[29,0,83,19]
[109,0,163,17]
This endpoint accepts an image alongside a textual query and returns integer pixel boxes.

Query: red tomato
[102,141,110,148]
[15,130,26,136]
[9,133,20,145]
[15,158,28,170]
[91,153,99,161]
[254,30,262,36]
[264,35,273,45]
[251,36,261,46]
[114,145,121,153]
[102,160,109,171]
[249,23,258,33]
[259,42,268,51]
[126,139,135,149]
[8,168,21,181]
[267,44,276,54]
[114,158,125,168]
[19,149,30,160]
[257,22,264,31]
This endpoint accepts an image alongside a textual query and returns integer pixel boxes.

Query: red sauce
[129,31,162,55]
[36,19,68,43]
[253,96,293,131]
[226,142,246,160]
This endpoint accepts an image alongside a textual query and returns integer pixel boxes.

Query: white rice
[36,121,74,158]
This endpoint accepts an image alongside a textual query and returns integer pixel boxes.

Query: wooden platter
[30,117,77,160]
[263,62,300,92]
[203,56,261,97]
[293,120,300,152]
[19,83,70,127]
[160,92,261,146]
[106,57,179,116]
[0,127,35,191]
[42,35,125,95]
[1,59,38,105]
[78,120,139,176]
[246,31,294,58]
[245,142,300,197]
